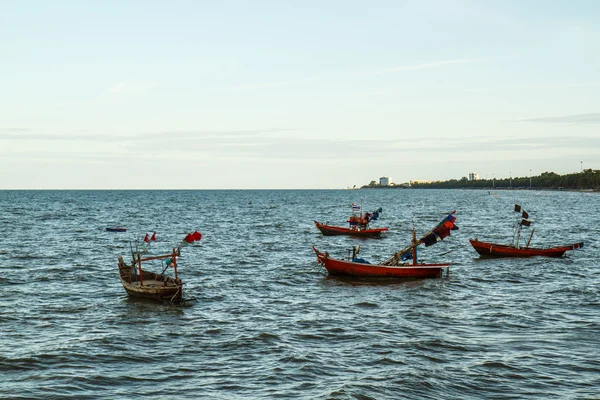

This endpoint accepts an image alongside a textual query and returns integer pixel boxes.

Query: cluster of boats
[313,203,583,279]
[113,203,583,303]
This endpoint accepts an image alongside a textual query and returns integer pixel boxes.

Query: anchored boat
[469,239,583,258]
[118,248,183,302]
[314,221,389,238]
[313,211,458,279]
[314,203,388,238]
[117,230,202,303]
[470,204,583,258]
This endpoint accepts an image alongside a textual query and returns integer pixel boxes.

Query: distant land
[358,170,600,191]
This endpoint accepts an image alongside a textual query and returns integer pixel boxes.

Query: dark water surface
[0,189,598,399]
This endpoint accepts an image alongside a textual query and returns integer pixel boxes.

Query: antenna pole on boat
[171,248,179,281]
[525,228,535,248]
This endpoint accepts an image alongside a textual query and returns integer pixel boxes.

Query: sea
[0,189,598,400]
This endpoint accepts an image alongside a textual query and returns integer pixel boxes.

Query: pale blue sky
[1,0,598,189]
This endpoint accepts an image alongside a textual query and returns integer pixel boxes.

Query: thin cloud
[106,80,159,95]
[4,135,598,165]
[0,133,124,142]
[465,81,600,93]
[227,78,316,92]
[382,59,475,73]
[0,128,295,143]
[519,113,600,124]
[0,128,29,133]
[380,55,513,74]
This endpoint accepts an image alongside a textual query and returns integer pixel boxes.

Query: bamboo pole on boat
[139,254,175,262]
[137,252,144,286]
[381,212,455,266]
[525,228,535,248]
[381,239,422,266]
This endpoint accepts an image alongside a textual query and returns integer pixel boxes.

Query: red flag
[192,231,202,241]
[150,232,156,241]
[143,233,150,243]
[184,234,194,244]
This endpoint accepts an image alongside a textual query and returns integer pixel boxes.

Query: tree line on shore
[364,170,600,190]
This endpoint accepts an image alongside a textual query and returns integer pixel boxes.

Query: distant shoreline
[359,169,599,192]
[359,186,599,193]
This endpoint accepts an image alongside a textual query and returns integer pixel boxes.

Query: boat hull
[314,220,388,238]
[469,239,583,258]
[118,266,183,302]
[313,247,448,279]
[106,227,127,232]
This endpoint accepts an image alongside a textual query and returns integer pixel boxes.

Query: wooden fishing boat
[313,211,458,279]
[315,204,388,238]
[106,227,127,232]
[469,238,583,258]
[314,220,389,238]
[470,204,584,258]
[118,248,183,302]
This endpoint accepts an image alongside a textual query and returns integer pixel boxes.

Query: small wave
[13,254,60,260]
[415,339,469,352]
[253,332,280,341]
[354,302,379,308]
[295,333,323,340]
[374,357,407,366]
[480,361,518,370]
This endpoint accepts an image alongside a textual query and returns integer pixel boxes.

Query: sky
[1,0,598,189]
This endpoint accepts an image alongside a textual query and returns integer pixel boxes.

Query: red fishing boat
[313,247,449,278]
[313,211,458,279]
[315,204,388,238]
[469,238,583,258]
[470,204,584,258]
[314,220,389,238]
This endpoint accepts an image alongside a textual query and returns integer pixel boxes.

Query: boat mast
[360,199,363,219]
[411,220,418,266]
[512,219,522,248]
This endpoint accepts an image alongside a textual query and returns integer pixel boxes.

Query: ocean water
[0,189,598,399]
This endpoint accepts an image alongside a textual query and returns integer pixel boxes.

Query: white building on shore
[379,176,391,186]
[469,172,480,181]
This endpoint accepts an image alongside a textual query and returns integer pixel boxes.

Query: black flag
[522,210,529,219]
[520,219,531,226]
[514,204,521,212]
